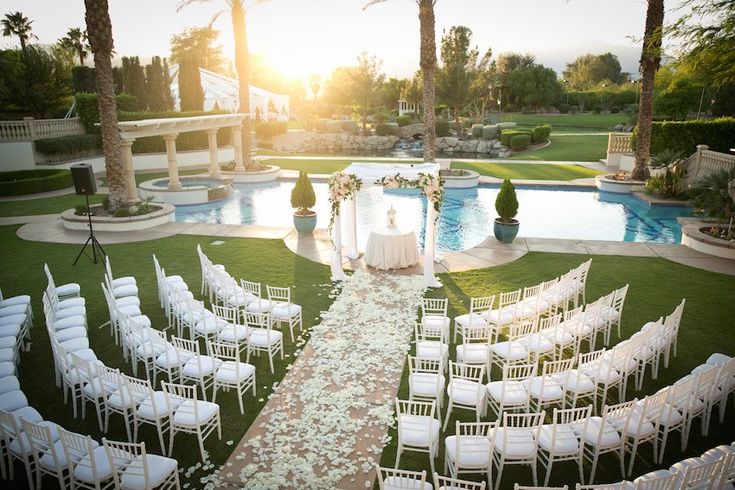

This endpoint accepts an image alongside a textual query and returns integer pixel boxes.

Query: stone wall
[436,137,510,157]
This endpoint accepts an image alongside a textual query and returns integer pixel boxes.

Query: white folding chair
[421,298,450,339]
[538,406,591,486]
[622,390,666,476]
[443,362,486,430]
[455,324,489,375]
[23,418,70,490]
[486,362,536,417]
[489,320,534,371]
[579,399,636,484]
[58,428,115,490]
[127,375,178,455]
[170,336,221,400]
[105,372,146,443]
[443,420,496,482]
[375,465,429,490]
[528,358,573,413]
[434,473,486,490]
[208,340,256,415]
[267,285,302,343]
[486,289,522,332]
[162,381,221,462]
[103,438,180,490]
[491,411,544,490]
[245,311,283,374]
[395,398,440,475]
[453,295,494,344]
[408,356,445,418]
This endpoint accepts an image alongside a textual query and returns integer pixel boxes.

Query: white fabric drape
[364,228,420,270]
[343,198,358,260]
[343,162,440,184]
[423,204,441,288]
[330,203,347,281]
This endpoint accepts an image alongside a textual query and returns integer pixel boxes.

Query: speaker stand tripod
[73,194,106,265]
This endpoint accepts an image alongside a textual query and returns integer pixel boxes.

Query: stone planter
[61,203,175,232]
[681,224,735,260]
[293,212,317,234]
[440,169,480,189]
[595,175,646,194]
[139,176,233,205]
[493,218,519,243]
[221,165,280,183]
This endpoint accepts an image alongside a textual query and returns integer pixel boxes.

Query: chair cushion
[195,315,228,334]
[113,284,138,298]
[0,389,28,411]
[383,477,433,490]
[538,424,580,453]
[456,343,489,364]
[216,361,256,383]
[73,445,117,483]
[120,454,177,490]
[9,422,60,456]
[0,323,21,337]
[417,341,448,360]
[0,314,26,327]
[554,370,595,393]
[486,380,529,405]
[0,361,15,377]
[422,315,449,329]
[706,353,732,366]
[111,276,136,288]
[137,391,179,420]
[182,355,221,378]
[0,347,15,362]
[39,439,72,469]
[454,313,488,329]
[409,373,445,398]
[493,427,536,459]
[398,415,440,447]
[9,406,43,425]
[218,325,250,343]
[118,304,142,317]
[445,435,492,467]
[156,348,195,369]
[0,304,27,317]
[670,457,706,475]
[247,329,283,347]
[271,303,302,320]
[55,326,88,343]
[56,283,81,297]
[489,341,528,361]
[526,376,563,401]
[52,316,86,331]
[172,399,219,427]
[108,387,147,410]
[246,300,274,313]
[0,295,30,308]
[577,416,621,447]
[486,308,515,325]
[0,375,20,394]
[448,379,485,406]
[54,305,86,319]
[226,291,257,307]
[519,333,554,353]
[0,336,15,349]
[116,296,141,308]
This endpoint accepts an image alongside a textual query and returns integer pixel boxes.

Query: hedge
[637,118,735,155]
[0,169,72,196]
[500,129,532,147]
[396,115,412,127]
[254,121,287,139]
[375,123,399,136]
[436,119,451,137]
[531,124,552,143]
[510,134,531,151]
[35,134,101,161]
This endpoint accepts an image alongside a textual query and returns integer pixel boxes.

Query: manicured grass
[379,253,735,487]
[99,168,208,187]
[261,157,418,175]
[500,112,629,131]
[509,135,609,162]
[451,161,602,180]
[0,193,105,217]
[0,225,333,488]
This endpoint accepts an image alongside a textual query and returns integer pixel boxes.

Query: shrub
[500,129,531,147]
[35,134,101,161]
[113,208,131,218]
[645,149,688,198]
[325,120,343,133]
[290,171,316,214]
[435,119,450,137]
[690,168,735,220]
[610,106,620,114]
[510,134,531,151]
[254,121,287,139]
[482,125,499,140]
[570,105,579,114]
[396,115,412,127]
[75,92,141,132]
[375,123,399,136]
[341,120,359,134]
[531,124,552,144]
[74,204,88,216]
[495,178,518,223]
[470,124,483,138]
[591,105,602,114]
[0,169,72,196]
[558,103,571,114]
[634,118,735,155]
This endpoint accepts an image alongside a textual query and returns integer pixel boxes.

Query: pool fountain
[139,175,234,205]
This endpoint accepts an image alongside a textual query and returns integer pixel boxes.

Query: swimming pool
[175,180,691,252]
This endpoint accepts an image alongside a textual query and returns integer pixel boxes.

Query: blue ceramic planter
[293,212,317,234]
[493,218,519,243]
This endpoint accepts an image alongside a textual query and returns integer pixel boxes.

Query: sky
[1,0,691,80]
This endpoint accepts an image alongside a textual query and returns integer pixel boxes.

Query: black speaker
[70,163,97,196]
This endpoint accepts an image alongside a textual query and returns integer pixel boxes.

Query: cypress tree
[178,58,203,111]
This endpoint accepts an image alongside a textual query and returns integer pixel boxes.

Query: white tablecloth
[364,227,420,270]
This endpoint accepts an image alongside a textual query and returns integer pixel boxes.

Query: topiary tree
[495,178,518,223]
[290,171,316,216]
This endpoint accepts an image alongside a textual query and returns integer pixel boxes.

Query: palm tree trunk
[454,106,461,139]
[633,0,664,181]
[84,0,127,208]
[231,1,255,170]
[419,0,436,162]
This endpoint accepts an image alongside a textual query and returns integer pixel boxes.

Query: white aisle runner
[217,269,426,489]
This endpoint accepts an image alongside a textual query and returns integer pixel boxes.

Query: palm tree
[365,0,438,162]
[632,0,665,181]
[60,28,89,65]
[178,0,261,170]
[1,11,37,56]
[84,0,128,208]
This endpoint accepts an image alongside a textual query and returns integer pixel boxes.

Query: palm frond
[176,0,212,13]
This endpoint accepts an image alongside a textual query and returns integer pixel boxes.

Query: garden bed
[439,168,479,188]
[680,220,735,259]
[61,203,175,232]
[595,173,646,193]
[0,169,72,196]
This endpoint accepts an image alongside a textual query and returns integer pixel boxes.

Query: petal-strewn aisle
[214,269,426,489]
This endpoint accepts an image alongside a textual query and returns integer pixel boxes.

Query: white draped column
[120,138,138,202]
[343,197,359,260]
[231,125,244,172]
[163,133,181,191]
[206,128,221,178]
[423,203,441,288]
[330,202,347,281]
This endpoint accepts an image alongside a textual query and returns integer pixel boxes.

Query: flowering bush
[327,172,362,230]
[376,172,444,214]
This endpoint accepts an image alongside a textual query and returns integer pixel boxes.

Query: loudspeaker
[70,163,97,196]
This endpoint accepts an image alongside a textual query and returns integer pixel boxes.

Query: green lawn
[0,194,106,217]
[0,225,333,488]
[100,168,208,187]
[451,161,602,180]
[509,134,609,162]
[500,112,629,131]
[379,253,735,488]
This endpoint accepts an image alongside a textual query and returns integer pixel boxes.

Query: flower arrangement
[376,172,444,213]
[327,172,362,230]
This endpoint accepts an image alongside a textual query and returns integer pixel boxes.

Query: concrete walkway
[217,270,426,489]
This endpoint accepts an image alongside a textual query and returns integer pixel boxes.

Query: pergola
[116,113,247,200]
[330,162,442,288]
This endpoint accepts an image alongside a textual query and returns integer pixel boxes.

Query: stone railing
[684,145,735,186]
[0,117,85,142]
[607,132,634,155]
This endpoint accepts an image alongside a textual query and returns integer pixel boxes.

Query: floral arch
[327,163,444,288]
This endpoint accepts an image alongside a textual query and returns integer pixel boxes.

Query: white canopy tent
[331,162,441,288]
[168,65,290,119]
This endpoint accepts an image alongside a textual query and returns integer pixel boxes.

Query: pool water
[175,181,691,252]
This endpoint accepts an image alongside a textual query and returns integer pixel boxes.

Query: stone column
[120,138,138,202]
[231,125,244,172]
[163,133,182,190]
[207,128,221,178]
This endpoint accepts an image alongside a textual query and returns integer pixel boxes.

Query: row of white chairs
[0,287,32,374]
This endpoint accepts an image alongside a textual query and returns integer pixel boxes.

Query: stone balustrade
[0,117,85,142]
